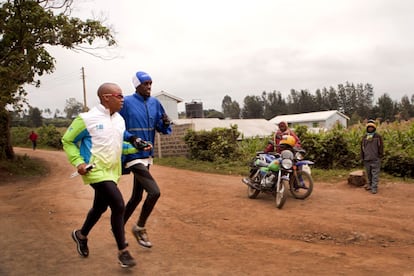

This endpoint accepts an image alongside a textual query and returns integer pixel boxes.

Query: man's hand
[162,114,171,127]
[76,163,95,175]
[129,136,152,151]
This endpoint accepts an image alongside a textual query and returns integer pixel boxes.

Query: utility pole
[81,67,88,111]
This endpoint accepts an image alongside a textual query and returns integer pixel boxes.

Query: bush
[182,120,414,177]
[184,124,241,162]
[11,125,63,150]
[38,125,63,149]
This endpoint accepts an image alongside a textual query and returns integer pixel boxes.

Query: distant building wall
[185,101,204,118]
[155,94,179,120]
[153,123,192,157]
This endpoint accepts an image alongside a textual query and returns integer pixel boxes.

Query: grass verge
[155,157,413,184]
[0,154,49,180]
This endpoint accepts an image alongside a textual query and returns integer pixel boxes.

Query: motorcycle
[241,144,314,209]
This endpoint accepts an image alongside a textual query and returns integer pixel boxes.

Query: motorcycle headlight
[280,150,294,160]
[281,158,293,170]
[280,150,294,170]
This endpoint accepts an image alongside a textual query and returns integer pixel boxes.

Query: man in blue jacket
[120,71,172,248]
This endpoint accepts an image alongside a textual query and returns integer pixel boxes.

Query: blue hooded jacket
[120,92,172,165]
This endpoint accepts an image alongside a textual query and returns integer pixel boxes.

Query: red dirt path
[1,148,413,276]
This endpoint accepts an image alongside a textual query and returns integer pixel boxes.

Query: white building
[269,110,350,132]
[153,91,183,121]
[173,118,277,139]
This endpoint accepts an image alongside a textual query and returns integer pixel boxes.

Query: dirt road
[1,148,413,276]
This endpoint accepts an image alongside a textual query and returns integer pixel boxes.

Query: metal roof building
[269,110,350,131]
[173,118,277,139]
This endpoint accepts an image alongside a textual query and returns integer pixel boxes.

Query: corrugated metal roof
[173,118,276,138]
[270,110,349,124]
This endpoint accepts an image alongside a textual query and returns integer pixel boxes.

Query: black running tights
[124,163,160,227]
[80,180,126,250]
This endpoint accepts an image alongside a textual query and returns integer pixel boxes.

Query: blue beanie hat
[132,71,152,88]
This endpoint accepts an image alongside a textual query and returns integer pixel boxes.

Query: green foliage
[64,98,83,119]
[155,156,247,176]
[184,125,241,162]
[0,153,48,177]
[222,95,241,119]
[11,125,62,150]
[237,136,268,160]
[380,122,414,178]
[28,107,43,127]
[183,120,414,178]
[37,125,63,149]
[0,0,115,160]
[241,95,264,118]
[11,127,32,147]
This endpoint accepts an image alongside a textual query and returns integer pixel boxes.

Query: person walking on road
[62,83,136,268]
[29,130,38,150]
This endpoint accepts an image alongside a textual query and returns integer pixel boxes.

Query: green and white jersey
[62,104,126,185]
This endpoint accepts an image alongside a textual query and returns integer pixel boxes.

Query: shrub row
[184,121,414,178]
[11,120,414,178]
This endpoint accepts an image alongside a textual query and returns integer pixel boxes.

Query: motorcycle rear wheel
[289,170,314,199]
[275,179,288,209]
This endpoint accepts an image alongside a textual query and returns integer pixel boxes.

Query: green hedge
[12,125,63,150]
[183,121,414,178]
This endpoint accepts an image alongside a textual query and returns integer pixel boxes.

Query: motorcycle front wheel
[275,179,288,209]
[289,170,314,199]
[247,186,260,199]
[247,169,260,199]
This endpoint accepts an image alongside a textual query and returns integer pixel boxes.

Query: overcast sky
[25,0,414,115]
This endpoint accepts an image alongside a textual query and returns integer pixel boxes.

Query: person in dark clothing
[361,119,384,194]
[120,71,172,248]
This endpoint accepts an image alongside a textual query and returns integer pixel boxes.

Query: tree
[354,83,374,119]
[0,0,115,159]
[221,95,240,119]
[287,89,316,114]
[64,98,83,119]
[28,106,43,127]
[204,109,224,119]
[54,108,61,118]
[398,95,413,121]
[262,90,287,119]
[373,93,396,122]
[43,107,52,118]
[241,95,264,119]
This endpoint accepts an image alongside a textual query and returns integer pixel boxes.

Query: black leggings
[80,181,126,250]
[124,164,160,227]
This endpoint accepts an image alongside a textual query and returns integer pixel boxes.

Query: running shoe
[71,229,89,257]
[132,225,152,248]
[118,250,136,268]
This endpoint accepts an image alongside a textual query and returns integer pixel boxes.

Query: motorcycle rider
[264,121,301,153]
[243,135,297,188]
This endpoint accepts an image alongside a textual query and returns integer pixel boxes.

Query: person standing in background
[120,71,172,249]
[361,119,384,194]
[29,130,38,150]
